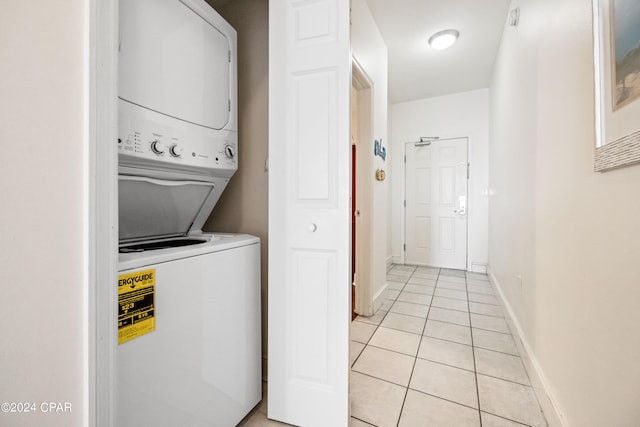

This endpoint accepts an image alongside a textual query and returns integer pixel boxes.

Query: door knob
[308,223,318,232]
[455,196,467,215]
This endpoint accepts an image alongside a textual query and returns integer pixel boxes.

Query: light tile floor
[239,265,548,427]
[350,265,548,427]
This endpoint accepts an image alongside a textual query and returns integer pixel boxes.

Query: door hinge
[467,163,470,179]
[403,244,406,251]
[228,49,231,63]
[404,200,406,207]
[228,99,231,112]
[404,155,406,163]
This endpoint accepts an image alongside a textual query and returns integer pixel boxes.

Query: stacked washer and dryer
[116,0,261,426]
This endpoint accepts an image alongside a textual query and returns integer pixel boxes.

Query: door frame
[87,0,119,425]
[351,58,376,316]
[401,135,471,270]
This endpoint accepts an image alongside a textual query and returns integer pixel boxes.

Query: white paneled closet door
[268,0,351,426]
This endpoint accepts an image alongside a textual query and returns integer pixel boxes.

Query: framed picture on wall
[593,0,640,171]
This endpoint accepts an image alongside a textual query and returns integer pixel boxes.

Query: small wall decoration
[375,169,386,181]
[611,0,640,109]
[593,0,640,171]
[374,139,387,161]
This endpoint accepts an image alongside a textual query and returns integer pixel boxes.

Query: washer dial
[150,140,164,155]
[169,144,181,158]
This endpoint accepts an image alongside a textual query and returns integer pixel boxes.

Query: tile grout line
[393,265,434,427]
[471,325,514,336]
[352,370,413,390]
[361,342,422,359]
[389,264,417,427]
[359,338,535,388]
[465,272,484,427]
[350,415,378,426]
[352,306,391,368]
[478,409,535,427]
[351,265,414,379]
[473,371,536,390]
[469,271,543,427]
[405,387,487,415]
[354,360,521,420]
[367,317,478,340]
[351,306,392,368]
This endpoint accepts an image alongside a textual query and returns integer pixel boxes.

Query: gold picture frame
[593,0,640,172]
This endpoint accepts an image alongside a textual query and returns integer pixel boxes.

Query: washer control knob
[224,145,235,159]
[150,140,164,155]
[169,144,181,158]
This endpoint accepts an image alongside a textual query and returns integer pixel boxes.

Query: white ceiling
[365,0,511,104]
[207,0,511,104]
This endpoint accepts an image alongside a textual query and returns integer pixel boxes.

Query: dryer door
[119,0,231,130]
[118,175,217,243]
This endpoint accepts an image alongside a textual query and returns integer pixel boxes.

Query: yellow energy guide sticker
[118,269,156,344]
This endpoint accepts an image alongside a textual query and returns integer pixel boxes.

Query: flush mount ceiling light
[428,29,460,50]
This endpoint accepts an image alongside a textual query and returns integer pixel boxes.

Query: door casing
[352,58,376,316]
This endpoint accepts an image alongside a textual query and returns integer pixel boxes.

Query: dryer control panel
[118,99,237,178]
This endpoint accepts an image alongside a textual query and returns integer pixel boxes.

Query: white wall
[489,0,640,425]
[351,0,389,308]
[0,2,86,426]
[391,89,490,272]
[204,0,269,378]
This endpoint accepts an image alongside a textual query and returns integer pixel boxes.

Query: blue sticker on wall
[374,139,387,161]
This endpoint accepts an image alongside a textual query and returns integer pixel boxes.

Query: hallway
[349,265,547,426]
[240,264,549,426]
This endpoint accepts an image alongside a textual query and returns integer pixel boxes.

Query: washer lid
[119,175,216,243]
[119,0,231,130]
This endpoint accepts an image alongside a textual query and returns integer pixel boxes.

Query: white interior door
[268,0,351,426]
[405,138,468,269]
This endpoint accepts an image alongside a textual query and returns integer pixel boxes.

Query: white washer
[116,176,261,426]
[117,233,261,427]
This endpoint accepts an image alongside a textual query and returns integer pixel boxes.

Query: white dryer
[118,0,238,182]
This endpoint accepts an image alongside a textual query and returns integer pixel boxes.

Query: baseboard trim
[372,282,388,313]
[468,262,488,274]
[386,255,394,271]
[487,266,566,427]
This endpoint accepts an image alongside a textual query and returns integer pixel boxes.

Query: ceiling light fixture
[428,29,459,50]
